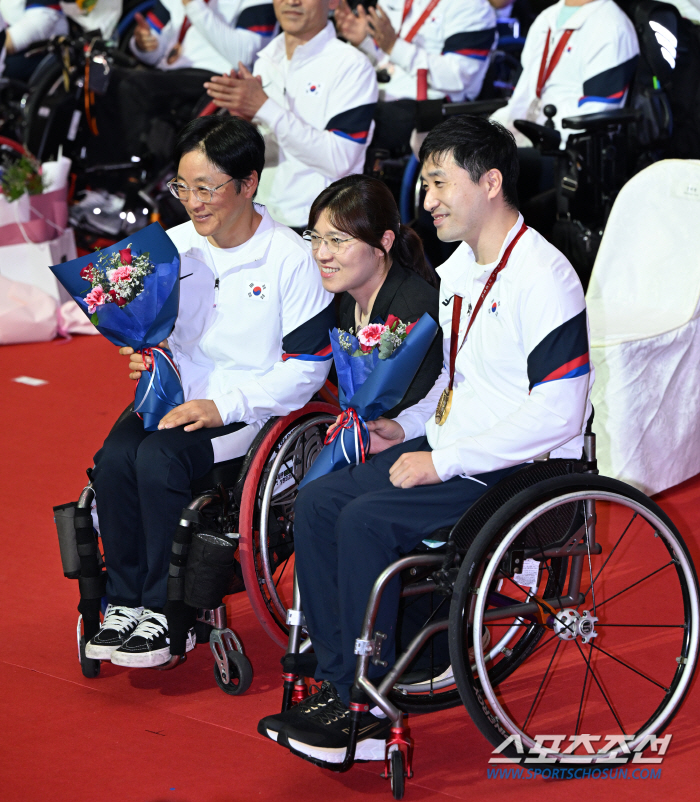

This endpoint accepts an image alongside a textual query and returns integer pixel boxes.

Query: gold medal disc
[435,388,453,426]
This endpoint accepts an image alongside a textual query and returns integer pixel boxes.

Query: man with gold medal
[256,113,595,762]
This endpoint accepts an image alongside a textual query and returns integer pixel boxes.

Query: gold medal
[435,388,453,426]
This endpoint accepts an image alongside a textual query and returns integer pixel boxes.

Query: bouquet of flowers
[50,223,184,430]
[299,313,438,488]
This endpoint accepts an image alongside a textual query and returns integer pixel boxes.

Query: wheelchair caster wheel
[213,649,253,695]
[79,636,101,679]
[389,750,405,800]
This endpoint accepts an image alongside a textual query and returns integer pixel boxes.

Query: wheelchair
[58,399,339,693]
[20,21,216,237]
[277,422,699,798]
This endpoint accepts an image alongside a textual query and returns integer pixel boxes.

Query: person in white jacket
[491,0,640,145]
[333,0,497,158]
[91,0,276,165]
[85,115,334,670]
[204,0,378,230]
[0,0,68,80]
[257,114,593,764]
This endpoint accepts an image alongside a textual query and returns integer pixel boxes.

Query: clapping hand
[335,0,370,46]
[204,62,268,120]
[368,5,398,54]
[134,12,158,52]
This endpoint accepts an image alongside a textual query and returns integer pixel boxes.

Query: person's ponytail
[392,224,437,287]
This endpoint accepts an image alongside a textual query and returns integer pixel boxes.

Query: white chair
[586,158,700,495]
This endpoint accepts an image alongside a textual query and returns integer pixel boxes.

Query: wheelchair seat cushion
[190,457,245,496]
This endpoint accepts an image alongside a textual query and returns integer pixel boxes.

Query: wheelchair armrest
[415,98,508,133]
[561,108,637,132]
[513,119,562,151]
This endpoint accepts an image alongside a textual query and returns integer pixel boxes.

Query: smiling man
[204,0,378,230]
[257,114,594,766]
[86,116,334,669]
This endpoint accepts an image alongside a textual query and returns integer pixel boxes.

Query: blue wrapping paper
[133,347,185,431]
[50,223,183,430]
[299,313,439,488]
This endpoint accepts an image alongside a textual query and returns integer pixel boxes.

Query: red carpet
[1,335,698,802]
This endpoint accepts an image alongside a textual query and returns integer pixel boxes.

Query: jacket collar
[338,262,410,327]
[258,21,336,66]
[550,0,609,31]
[180,204,275,275]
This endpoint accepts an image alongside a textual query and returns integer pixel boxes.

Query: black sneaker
[258,681,339,742]
[110,610,195,668]
[259,681,392,764]
[84,604,143,660]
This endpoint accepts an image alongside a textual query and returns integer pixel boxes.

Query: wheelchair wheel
[389,556,568,715]
[213,649,253,696]
[79,636,101,678]
[238,403,338,647]
[389,749,404,800]
[449,474,700,762]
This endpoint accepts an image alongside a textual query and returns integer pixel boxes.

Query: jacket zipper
[214,277,219,307]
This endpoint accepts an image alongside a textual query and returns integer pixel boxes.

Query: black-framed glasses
[167,177,235,203]
[302,230,356,253]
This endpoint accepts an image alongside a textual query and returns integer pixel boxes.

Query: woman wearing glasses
[85,115,334,671]
[305,174,443,417]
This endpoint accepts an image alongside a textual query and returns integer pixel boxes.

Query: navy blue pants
[91,412,244,610]
[294,436,522,705]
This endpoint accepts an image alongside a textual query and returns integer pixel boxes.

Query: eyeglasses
[302,231,356,253]
[167,177,235,203]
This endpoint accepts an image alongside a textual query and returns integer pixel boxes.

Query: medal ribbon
[445,222,528,396]
[176,0,211,47]
[536,28,574,98]
[401,0,442,43]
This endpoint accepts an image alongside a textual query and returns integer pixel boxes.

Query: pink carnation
[86,285,107,313]
[357,323,387,353]
[110,265,132,283]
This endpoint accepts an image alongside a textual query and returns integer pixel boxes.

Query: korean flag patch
[248,282,268,300]
[306,82,322,96]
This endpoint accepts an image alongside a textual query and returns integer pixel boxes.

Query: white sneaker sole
[286,737,387,763]
[110,630,196,668]
[111,646,171,667]
[85,642,122,660]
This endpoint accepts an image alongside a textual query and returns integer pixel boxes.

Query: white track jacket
[166,206,334,432]
[252,22,379,228]
[131,0,275,73]
[491,0,639,145]
[358,0,497,102]
[395,216,594,481]
[0,0,67,53]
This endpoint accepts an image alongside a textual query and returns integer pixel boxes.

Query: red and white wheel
[238,403,338,646]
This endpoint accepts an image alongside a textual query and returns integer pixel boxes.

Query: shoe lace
[314,698,350,726]
[103,605,142,633]
[130,612,168,642]
[295,681,334,714]
[296,681,349,724]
